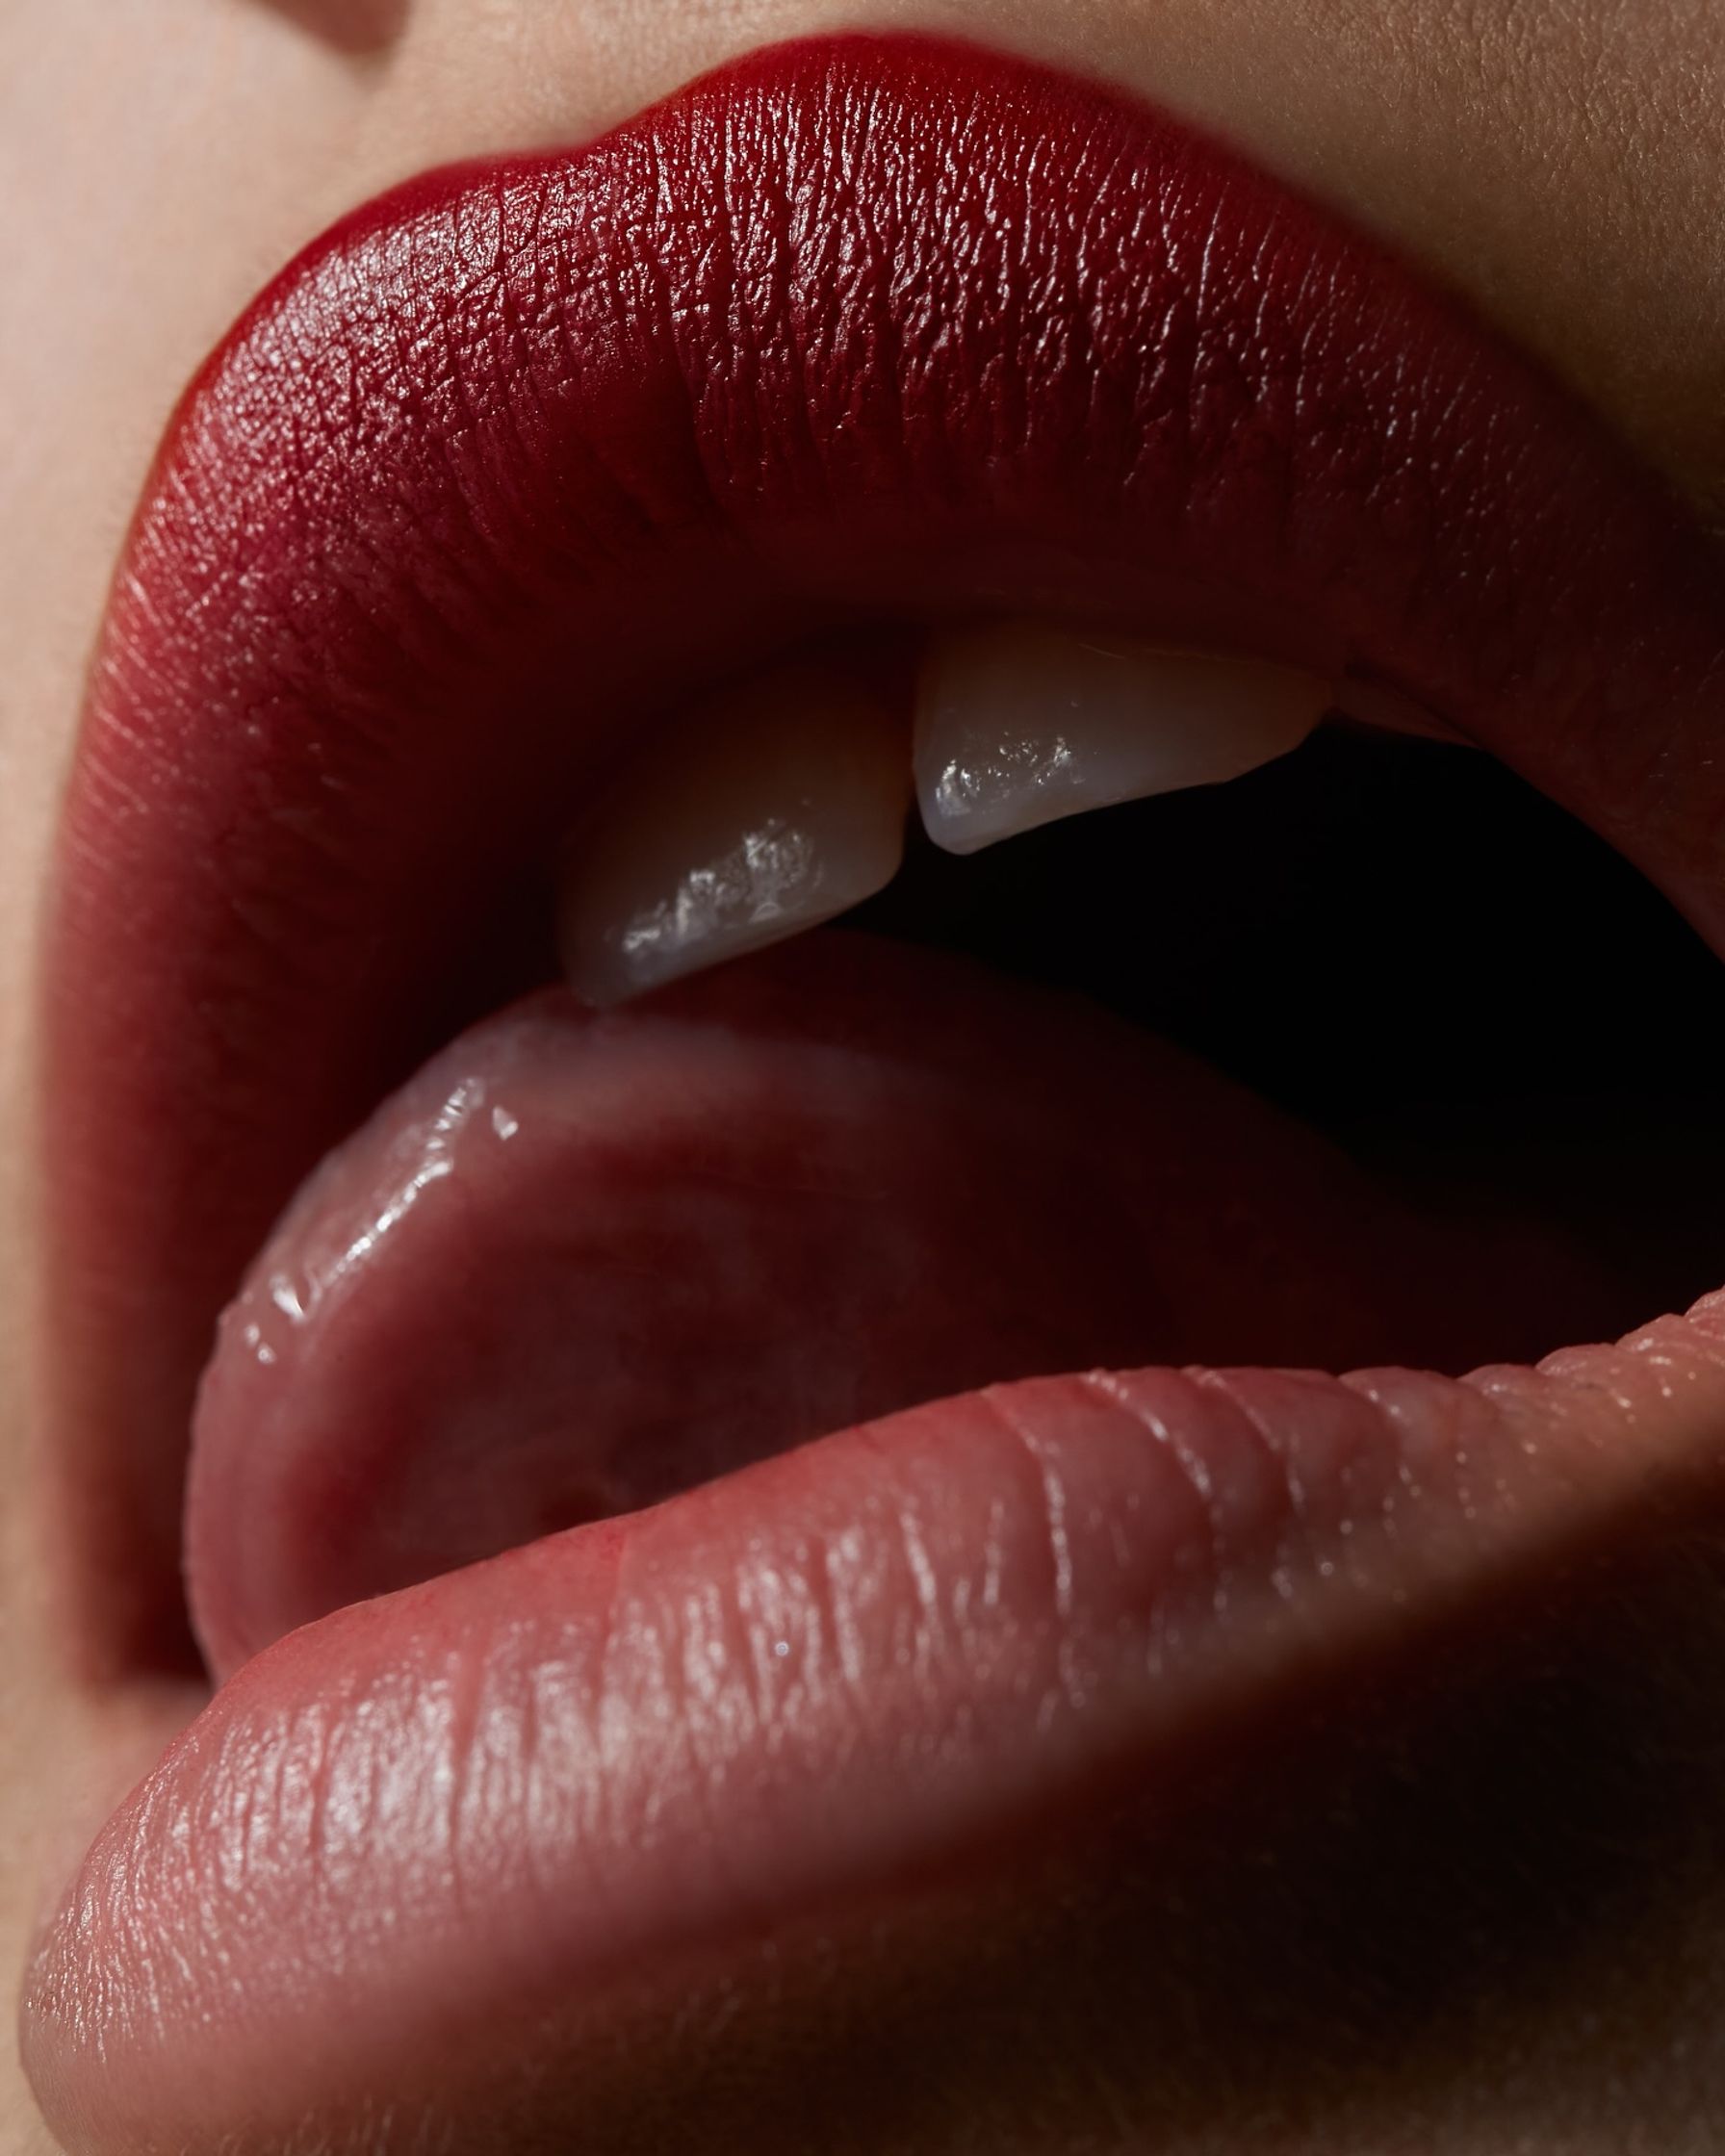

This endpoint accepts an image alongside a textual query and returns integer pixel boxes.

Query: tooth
[914,623,1331,855]
[559,664,910,1006]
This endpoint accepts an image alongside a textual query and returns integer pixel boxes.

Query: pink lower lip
[26,28,1725,2152]
[30,1287,1725,2141]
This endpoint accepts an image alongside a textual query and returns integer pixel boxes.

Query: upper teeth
[915,622,1329,856]
[558,621,1335,1005]
[558,662,911,1009]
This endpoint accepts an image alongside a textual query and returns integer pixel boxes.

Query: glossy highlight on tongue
[190,936,1615,1680]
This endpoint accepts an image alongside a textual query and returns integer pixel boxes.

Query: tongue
[185,934,1609,1679]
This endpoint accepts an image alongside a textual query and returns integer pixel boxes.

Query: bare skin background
[4,0,1725,2148]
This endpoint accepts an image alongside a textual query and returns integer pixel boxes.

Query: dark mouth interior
[847,721,1725,1341]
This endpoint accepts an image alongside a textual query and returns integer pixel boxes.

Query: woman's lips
[27,27,1725,2150]
[42,30,1725,1670]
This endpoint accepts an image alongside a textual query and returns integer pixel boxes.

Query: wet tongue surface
[186,934,1608,1680]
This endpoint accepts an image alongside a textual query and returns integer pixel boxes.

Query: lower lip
[31,1284,1725,2139]
[28,29,1725,2150]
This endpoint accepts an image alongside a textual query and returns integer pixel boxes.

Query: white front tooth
[914,622,1331,855]
[559,664,909,1007]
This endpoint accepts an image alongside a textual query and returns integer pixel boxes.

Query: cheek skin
[1,0,1723,2147]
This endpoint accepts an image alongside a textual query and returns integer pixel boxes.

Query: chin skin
[4,0,1725,2148]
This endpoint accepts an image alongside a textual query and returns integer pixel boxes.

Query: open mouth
[24,30,1725,2149]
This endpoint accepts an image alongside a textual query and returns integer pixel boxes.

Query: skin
[4,0,1725,2146]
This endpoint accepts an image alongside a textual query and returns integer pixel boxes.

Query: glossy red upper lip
[27,30,1725,2149]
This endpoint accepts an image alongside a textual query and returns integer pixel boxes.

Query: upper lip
[25,28,1725,2148]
